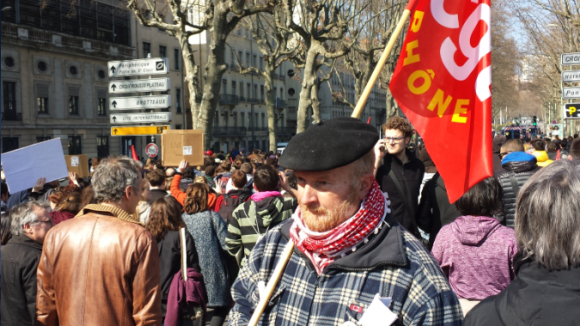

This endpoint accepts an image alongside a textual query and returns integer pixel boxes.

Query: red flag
[367,117,372,124]
[130,145,139,161]
[389,0,492,202]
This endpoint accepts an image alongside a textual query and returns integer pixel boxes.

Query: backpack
[219,191,251,223]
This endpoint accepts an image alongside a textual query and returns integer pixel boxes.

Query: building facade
[0,0,186,159]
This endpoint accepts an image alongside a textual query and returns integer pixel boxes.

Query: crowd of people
[0,116,579,326]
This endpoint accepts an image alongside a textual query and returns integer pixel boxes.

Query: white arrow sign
[110,112,172,124]
[562,53,580,66]
[109,78,171,94]
[562,70,580,83]
[562,87,580,99]
[108,58,169,77]
[110,95,171,110]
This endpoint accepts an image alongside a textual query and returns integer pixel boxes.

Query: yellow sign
[111,125,170,136]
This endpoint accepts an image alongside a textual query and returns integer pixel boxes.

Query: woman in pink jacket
[432,177,518,316]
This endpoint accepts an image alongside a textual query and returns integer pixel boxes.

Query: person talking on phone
[374,116,425,237]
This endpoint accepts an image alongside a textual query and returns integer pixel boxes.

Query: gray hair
[10,201,51,236]
[515,159,580,270]
[92,156,143,204]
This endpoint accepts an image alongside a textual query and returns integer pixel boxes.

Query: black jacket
[494,160,540,228]
[416,173,461,249]
[149,188,168,203]
[464,259,580,326]
[1,235,43,326]
[376,150,425,234]
[156,230,200,317]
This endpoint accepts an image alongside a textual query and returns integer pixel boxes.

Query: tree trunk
[264,68,277,152]
[296,47,320,133]
[178,32,202,131]
[386,89,397,120]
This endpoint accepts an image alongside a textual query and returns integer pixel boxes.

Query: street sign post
[111,125,171,136]
[563,87,580,99]
[564,103,580,119]
[562,52,580,66]
[562,70,580,83]
[108,58,169,77]
[110,95,171,110]
[109,78,170,94]
[110,112,172,124]
[145,143,159,158]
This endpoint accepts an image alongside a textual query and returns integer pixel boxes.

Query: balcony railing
[247,98,261,104]
[239,96,246,102]
[212,126,247,137]
[2,111,22,121]
[219,94,240,106]
[275,98,287,109]
[276,127,294,136]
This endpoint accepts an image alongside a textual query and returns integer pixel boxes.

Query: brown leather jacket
[36,204,162,326]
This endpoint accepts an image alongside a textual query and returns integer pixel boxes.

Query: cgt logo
[156,61,165,70]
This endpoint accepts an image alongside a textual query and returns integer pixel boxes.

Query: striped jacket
[228,214,463,326]
[226,196,297,266]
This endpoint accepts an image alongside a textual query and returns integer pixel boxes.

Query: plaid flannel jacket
[228,214,463,326]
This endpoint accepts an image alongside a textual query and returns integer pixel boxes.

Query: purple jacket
[165,268,208,326]
[431,215,518,300]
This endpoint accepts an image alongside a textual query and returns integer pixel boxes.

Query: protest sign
[65,154,90,177]
[161,130,204,167]
[1,139,68,193]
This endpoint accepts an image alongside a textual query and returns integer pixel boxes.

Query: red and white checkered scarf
[289,181,387,274]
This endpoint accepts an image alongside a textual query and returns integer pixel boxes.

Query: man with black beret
[228,117,462,326]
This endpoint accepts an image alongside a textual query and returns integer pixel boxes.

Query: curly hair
[145,197,185,241]
[184,183,208,214]
[382,116,413,138]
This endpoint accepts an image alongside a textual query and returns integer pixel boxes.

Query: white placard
[108,58,169,77]
[70,156,79,167]
[183,146,193,155]
[110,112,172,124]
[1,139,69,194]
[562,70,580,83]
[563,87,580,99]
[109,78,171,94]
[562,52,580,66]
[110,95,171,110]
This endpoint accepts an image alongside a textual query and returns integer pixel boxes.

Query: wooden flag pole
[247,4,417,325]
[351,2,416,119]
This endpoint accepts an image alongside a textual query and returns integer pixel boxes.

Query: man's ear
[358,173,375,201]
[405,137,411,146]
[124,185,133,200]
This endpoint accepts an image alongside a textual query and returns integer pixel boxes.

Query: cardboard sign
[161,130,204,167]
[65,154,90,177]
[1,139,68,193]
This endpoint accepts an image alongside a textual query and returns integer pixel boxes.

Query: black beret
[279,117,379,171]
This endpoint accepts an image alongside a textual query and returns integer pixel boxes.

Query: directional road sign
[562,87,580,99]
[111,125,171,136]
[562,70,580,83]
[110,95,171,110]
[109,78,170,94]
[564,103,580,119]
[108,58,169,77]
[562,52,580,66]
[110,112,172,124]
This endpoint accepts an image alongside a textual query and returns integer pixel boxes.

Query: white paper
[70,156,79,167]
[183,146,192,155]
[258,281,266,302]
[1,139,69,193]
[358,294,397,326]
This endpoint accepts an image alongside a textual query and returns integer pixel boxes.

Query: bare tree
[128,0,274,148]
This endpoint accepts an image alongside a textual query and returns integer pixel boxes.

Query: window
[222,79,227,95]
[247,83,251,100]
[97,136,109,158]
[142,42,151,58]
[238,51,243,65]
[255,113,258,129]
[36,136,51,142]
[240,83,244,100]
[241,112,245,126]
[68,87,80,115]
[280,87,284,99]
[2,137,19,153]
[176,88,181,113]
[246,53,250,67]
[260,85,264,102]
[253,54,257,68]
[260,56,264,71]
[253,84,257,100]
[231,81,236,95]
[233,112,238,126]
[231,48,235,66]
[37,84,49,114]
[159,45,167,58]
[97,90,107,116]
[174,49,180,69]
[3,81,17,118]
[68,136,82,155]
[214,111,219,126]
[262,112,265,128]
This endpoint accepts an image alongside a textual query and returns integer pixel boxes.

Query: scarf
[250,191,281,202]
[290,181,388,274]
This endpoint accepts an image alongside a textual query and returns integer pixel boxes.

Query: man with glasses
[374,116,425,236]
[1,201,52,326]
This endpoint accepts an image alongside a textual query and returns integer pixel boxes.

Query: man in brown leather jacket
[36,157,162,326]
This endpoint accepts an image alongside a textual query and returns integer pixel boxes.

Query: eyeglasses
[385,137,405,143]
[32,219,53,226]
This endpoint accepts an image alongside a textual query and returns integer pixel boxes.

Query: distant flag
[130,145,139,161]
[389,0,492,202]
[367,117,372,124]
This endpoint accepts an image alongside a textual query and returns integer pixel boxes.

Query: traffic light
[532,116,537,126]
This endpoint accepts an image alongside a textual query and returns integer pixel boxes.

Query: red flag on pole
[389,0,492,202]
[130,145,139,161]
[367,117,372,124]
